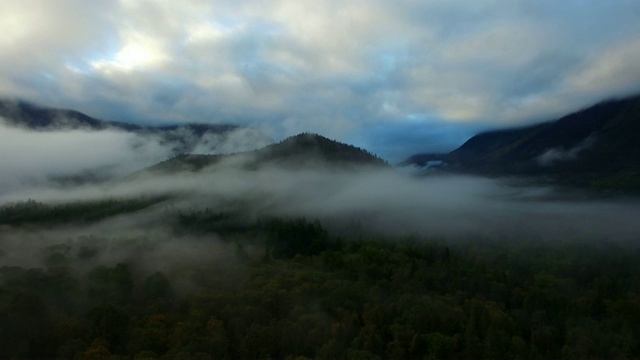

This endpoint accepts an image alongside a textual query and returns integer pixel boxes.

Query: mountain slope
[0,98,273,155]
[0,98,138,130]
[140,133,388,175]
[256,133,387,166]
[404,94,640,191]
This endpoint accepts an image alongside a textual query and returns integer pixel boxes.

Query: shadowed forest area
[1,199,640,359]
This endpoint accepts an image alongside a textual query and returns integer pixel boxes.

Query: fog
[2,149,640,300]
[2,154,639,244]
[0,120,271,195]
[536,135,597,166]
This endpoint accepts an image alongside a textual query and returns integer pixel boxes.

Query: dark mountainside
[0,98,272,154]
[0,98,139,131]
[256,133,387,167]
[142,133,388,175]
[404,94,640,191]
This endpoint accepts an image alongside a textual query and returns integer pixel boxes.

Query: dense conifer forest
[1,199,639,359]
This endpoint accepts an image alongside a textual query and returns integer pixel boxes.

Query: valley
[1,106,640,357]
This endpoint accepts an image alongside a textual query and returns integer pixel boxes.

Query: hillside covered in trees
[141,133,387,176]
[1,198,640,359]
[404,94,640,193]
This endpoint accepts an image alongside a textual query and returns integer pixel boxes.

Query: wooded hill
[404,94,640,192]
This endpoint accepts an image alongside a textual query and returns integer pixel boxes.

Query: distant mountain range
[0,98,273,155]
[403,94,640,191]
[3,95,639,193]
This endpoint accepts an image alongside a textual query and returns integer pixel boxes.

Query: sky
[1,0,640,161]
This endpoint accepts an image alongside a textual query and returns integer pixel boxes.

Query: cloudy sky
[2,0,640,161]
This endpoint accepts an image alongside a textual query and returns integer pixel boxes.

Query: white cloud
[563,37,640,98]
[92,31,170,72]
[0,121,170,192]
[536,136,597,166]
[1,0,640,156]
[6,160,640,243]
[0,118,272,195]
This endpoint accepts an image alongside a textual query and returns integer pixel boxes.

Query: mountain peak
[256,132,387,167]
[140,132,387,176]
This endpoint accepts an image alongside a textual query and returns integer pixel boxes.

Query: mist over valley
[2,1,640,357]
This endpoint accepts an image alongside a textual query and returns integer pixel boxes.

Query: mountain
[255,133,388,166]
[0,98,273,154]
[0,98,138,130]
[140,133,388,175]
[403,94,640,191]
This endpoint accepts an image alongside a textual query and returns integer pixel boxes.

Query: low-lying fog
[0,120,270,194]
[2,148,640,291]
[2,153,639,244]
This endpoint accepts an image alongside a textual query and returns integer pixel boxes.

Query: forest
[1,198,640,359]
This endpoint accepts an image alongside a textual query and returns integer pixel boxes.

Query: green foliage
[85,305,130,353]
[0,197,168,226]
[590,169,640,193]
[86,263,134,306]
[142,132,389,175]
[175,208,253,236]
[257,133,388,167]
[1,212,640,358]
[263,217,340,258]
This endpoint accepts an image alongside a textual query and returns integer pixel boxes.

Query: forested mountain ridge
[256,133,388,167]
[0,98,235,133]
[0,98,273,155]
[404,94,640,191]
[141,133,388,175]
